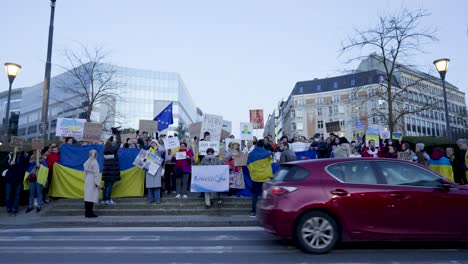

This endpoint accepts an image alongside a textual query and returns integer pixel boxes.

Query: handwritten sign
[240,122,253,140]
[234,154,248,167]
[191,165,229,192]
[200,114,223,142]
[31,138,45,150]
[199,141,220,155]
[56,118,86,139]
[175,151,187,160]
[83,122,103,142]
[163,137,180,150]
[139,120,158,133]
[10,136,24,147]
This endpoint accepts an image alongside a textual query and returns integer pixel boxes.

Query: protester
[84,149,101,218]
[3,146,29,215]
[242,140,255,154]
[163,135,177,195]
[414,143,430,167]
[102,133,122,205]
[397,142,414,161]
[44,144,60,203]
[429,147,454,182]
[279,142,297,163]
[199,148,223,208]
[247,139,273,217]
[317,137,332,159]
[26,151,43,213]
[146,139,163,204]
[380,139,398,159]
[454,139,468,184]
[173,142,193,198]
[361,139,380,158]
[333,137,352,158]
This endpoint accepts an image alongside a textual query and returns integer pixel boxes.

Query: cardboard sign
[139,120,158,133]
[175,151,187,160]
[199,141,220,155]
[365,129,380,147]
[240,122,253,140]
[56,118,86,139]
[31,138,45,150]
[233,154,248,167]
[200,114,223,142]
[380,131,391,140]
[191,165,229,192]
[10,136,24,147]
[83,122,103,142]
[249,109,264,129]
[163,137,180,150]
[325,121,341,133]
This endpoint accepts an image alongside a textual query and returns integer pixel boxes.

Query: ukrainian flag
[429,157,454,182]
[23,160,49,190]
[247,148,273,182]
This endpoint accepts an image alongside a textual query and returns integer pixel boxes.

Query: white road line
[0,226,264,233]
[0,235,275,242]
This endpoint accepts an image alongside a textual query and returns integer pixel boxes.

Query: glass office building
[17,64,198,139]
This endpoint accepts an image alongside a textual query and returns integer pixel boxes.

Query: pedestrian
[199,148,223,208]
[84,149,101,218]
[247,139,273,217]
[397,142,414,161]
[26,150,43,213]
[225,141,245,196]
[102,133,122,205]
[413,143,430,167]
[361,139,380,158]
[317,137,332,159]
[173,142,193,198]
[454,139,468,184]
[279,142,297,163]
[44,144,60,203]
[146,139,163,204]
[333,137,352,158]
[380,139,398,159]
[429,147,454,182]
[3,146,29,215]
[242,140,255,154]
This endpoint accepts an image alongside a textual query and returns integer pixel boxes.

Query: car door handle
[388,193,408,199]
[331,189,348,196]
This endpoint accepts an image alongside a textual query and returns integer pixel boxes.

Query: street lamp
[433,58,451,140]
[3,62,21,143]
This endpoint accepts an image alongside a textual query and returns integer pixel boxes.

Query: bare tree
[341,9,438,134]
[53,43,123,125]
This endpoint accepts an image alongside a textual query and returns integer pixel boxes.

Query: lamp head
[4,63,21,84]
[433,58,450,80]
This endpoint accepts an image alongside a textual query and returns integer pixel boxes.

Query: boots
[84,201,98,218]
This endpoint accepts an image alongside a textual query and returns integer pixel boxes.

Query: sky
[1,0,467,137]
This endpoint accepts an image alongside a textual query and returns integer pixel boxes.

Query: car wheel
[295,211,339,254]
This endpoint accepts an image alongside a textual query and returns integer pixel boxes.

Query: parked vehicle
[257,158,468,254]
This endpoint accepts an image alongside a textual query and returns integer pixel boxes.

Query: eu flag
[153,102,174,132]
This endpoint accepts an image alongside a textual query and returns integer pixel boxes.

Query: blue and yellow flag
[429,157,454,182]
[247,147,273,182]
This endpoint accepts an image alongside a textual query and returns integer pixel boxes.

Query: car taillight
[270,186,298,195]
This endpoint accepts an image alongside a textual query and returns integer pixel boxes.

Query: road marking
[0,226,264,233]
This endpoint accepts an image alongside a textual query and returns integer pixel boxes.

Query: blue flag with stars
[154,102,174,132]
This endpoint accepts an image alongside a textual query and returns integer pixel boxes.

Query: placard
[325,121,341,133]
[56,118,86,138]
[291,142,310,152]
[392,132,403,141]
[163,137,180,150]
[132,150,147,169]
[233,154,248,167]
[240,122,253,140]
[365,129,380,147]
[31,138,45,150]
[249,109,264,129]
[10,136,24,147]
[380,131,390,140]
[199,141,220,155]
[200,114,223,142]
[139,120,158,133]
[190,165,229,192]
[148,162,160,176]
[175,151,187,160]
[83,122,103,142]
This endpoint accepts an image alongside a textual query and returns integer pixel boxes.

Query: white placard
[56,118,86,139]
[191,165,229,192]
[199,141,220,155]
[175,151,187,160]
[148,162,160,176]
[291,142,310,152]
[240,122,254,140]
[163,137,180,150]
[200,114,223,142]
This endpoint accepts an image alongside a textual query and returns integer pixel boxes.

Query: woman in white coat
[84,150,101,218]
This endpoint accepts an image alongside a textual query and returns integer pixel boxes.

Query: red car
[257,158,468,254]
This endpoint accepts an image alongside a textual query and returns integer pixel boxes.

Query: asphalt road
[0,227,467,264]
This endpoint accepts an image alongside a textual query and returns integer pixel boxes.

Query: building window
[351,79,356,86]
[297,123,303,130]
[333,105,338,114]
[317,84,321,91]
[296,110,303,118]
[329,106,333,115]
[317,108,322,116]
[340,120,345,127]
[333,95,339,103]
[317,97,323,104]
[317,120,324,129]
[333,82,338,89]
[292,123,296,130]
[298,86,304,93]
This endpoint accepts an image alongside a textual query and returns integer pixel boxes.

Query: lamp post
[41,0,56,140]
[433,58,451,140]
[3,63,21,143]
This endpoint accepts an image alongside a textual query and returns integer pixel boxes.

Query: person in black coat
[3,146,30,215]
[102,133,122,204]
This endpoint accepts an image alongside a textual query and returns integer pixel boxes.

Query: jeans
[103,181,114,201]
[164,164,176,192]
[251,181,263,214]
[28,182,43,208]
[175,170,189,195]
[147,187,161,203]
[6,183,22,211]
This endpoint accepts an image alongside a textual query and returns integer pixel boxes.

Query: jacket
[46,152,60,173]
[429,149,454,182]
[102,134,122,182]
[145,147,163,188]
[333,143,352,158]
[173,149,194,173]
[200,155,223,166]
[280,149,297,163]
[3,151,30,185]
[84,159,101,203]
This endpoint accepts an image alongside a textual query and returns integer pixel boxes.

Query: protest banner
[233,153,248,167]
[199,141,220,155]
[291,142,310,152]
[249,109,264,129]
[83,122,103,142]
[56,118,86,139]
[240,122,253,140]
[139,120,158,133]
[325,121,341,133]
[365,128,380,147]
[392,132,403,141]
[31,138,45,150]
[380,130,391,140]
[191,165,229,192]
[10,136,24,147]
[132,149,147,169]
[175,151,187,160]
[163,137,180,150]
[200,114,223,142]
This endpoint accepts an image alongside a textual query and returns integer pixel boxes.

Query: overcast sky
[1,0,467,137]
